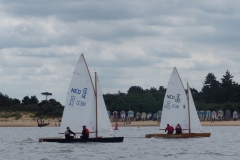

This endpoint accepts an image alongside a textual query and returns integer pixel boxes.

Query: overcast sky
[1,0,240,105]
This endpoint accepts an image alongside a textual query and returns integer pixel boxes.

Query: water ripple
[1,126,240,160]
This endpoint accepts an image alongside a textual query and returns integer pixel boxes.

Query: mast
[82,54,98,135]
[95,72,98,137]
[187,82,191,133]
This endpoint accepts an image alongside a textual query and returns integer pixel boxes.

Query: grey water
[0,126,240,160]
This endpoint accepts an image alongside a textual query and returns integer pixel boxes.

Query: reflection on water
[1,126,240,160]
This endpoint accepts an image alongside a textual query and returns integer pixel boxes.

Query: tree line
[104,70,240,114]
[1,70,240,118]
[0,92,63,119]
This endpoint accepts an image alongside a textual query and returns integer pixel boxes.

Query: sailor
[114,123,118,130]
[80,125,89,140]
[165,124,174,134]
[65,127,76,139]
[175,124,182,134]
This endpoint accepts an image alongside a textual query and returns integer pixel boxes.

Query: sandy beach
[1,116,240,127]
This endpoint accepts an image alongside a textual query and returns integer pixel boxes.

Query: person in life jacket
[165,124,174,134]
[80,125,89,140]
[114,123,118,130]
[65,127,76,139]
[175,124,182,134]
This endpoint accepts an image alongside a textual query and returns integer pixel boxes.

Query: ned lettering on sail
[71,88,81,94]
[167,95,175,99]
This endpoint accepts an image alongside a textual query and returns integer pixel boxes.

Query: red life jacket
[166,126,174,132]
[176,126,181,131]
[85,128,89,134]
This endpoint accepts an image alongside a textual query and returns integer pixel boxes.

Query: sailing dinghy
[39,54,124,143]
[145,67,211,138]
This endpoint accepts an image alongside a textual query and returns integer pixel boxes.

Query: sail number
[164,101,179,109]
[82,88,87,98]
[69,96,75,106]
[167,94,180,103]
[76,100,86,106]
[71,88,88,99]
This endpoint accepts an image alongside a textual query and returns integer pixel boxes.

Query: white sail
[60,54,96,136]
[159,67,189,133]
[187,83,203,133]
[96,75,115,137]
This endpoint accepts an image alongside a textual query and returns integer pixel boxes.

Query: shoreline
[1,119,240,127]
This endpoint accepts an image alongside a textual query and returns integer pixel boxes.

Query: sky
[1,0,240,105]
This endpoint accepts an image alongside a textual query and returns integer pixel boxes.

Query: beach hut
[152,113,158,121]
[205,110,211,121]
[217,110,223,121]
[225,110,231,120]
[199,110,205,121]
[120,111,126,122]
[233,111,238,121]
[135,112,141,121]
[157,110,162,121]
[107,111,111,118]
[141,112,147,121]
[211,111,217,122]
[113,111,119,122]
[147,113,152,120]
[127,110,134,121]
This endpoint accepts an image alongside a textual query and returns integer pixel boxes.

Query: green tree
[220,70,234,102]
[230,83,240,102]
[22,96,30,105]
[0,93,12,108]
[29,95,39,104]
[158,86,166,92]
[127,86,145,94]
[200,73,220,103]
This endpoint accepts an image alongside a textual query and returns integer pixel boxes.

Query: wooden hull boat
[145,133,211,138]
[145,68,211,139]
[39,137,124,143]
[38,123,50,127]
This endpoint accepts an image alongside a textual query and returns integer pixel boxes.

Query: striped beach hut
[120,111,126,122]
[233,111,238,121]
[199,110,205,121]
[113,111,119,122]
[217,110,223,121]
[147,113,152,120]
[152,113,158,121]
[135,112,141,121]
[225,110,231,120]
[141,112,147,121]
[205,110,211,121]
[157,110,162,121]
[211,111,217,122]
[127,110,134,121]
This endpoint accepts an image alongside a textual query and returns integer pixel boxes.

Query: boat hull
[38,123,50,127]
[145,133,211,138]
[39,137,124,143]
